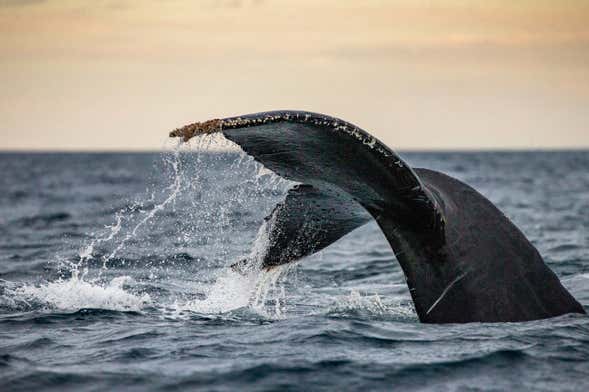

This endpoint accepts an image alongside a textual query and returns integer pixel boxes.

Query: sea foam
[12,276,151,312]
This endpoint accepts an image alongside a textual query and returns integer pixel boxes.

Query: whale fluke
[171,110,585,323]
[232,183,372,270]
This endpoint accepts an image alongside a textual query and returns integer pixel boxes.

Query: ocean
[0,140,588,391]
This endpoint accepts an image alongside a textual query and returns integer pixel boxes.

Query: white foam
[170,264,293,318]
[174,269,254,314]
[14,276,151,312]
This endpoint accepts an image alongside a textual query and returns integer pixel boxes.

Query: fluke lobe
[170,110,586,324]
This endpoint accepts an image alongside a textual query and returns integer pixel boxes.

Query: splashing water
[7,140,188,314]
[12,276,151,312]
[2,134,301,317]
[101,142,184,267]
[169,265,294,318]
[168,215,296,318]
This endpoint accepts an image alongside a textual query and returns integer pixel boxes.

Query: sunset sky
[1,0,588,150]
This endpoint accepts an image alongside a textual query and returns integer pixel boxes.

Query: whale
[170,110,586,323]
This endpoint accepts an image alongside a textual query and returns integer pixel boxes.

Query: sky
[1,0,588,151]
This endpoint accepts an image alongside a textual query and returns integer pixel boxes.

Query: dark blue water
[1,141,588,391]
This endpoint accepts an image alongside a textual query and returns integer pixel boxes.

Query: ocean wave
[12,212,72,228]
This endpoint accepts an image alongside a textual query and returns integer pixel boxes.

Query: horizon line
[0,147,588,154]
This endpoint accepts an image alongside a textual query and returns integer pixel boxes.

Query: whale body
[170,110,586,323]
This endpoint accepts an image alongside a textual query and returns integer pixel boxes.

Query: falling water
[4,134,299,317]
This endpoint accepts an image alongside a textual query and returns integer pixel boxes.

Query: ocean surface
[0,140,588,391]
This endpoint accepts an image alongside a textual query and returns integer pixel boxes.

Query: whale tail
[171,110,585,323]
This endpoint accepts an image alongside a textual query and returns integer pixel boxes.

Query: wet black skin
[173,110,586,323]
[384,168,585,323]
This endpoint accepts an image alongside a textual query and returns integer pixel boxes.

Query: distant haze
[1,0,588,151]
